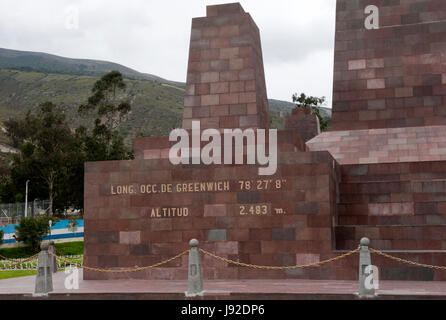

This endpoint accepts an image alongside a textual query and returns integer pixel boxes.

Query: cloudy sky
[0,0,336,107]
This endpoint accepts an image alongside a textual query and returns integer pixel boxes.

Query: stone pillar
[285,107,321,143]
[183,3,270,131]
[358,238,376,298]
[48,241,57,273]
[186,239,204,297]
[34,242,53,296]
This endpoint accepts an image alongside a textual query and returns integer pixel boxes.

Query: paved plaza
[1,271,446,299]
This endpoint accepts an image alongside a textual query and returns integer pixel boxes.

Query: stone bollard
[358,237,376,298]
[48,241,57,274]
[34,242,53,297]
[186,239,204,297]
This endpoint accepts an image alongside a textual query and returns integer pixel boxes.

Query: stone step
[340,161,446,183]
[338,214,446,226]
[335,225,446,251]
[338,201,446,218]
[340,180,446,196]
[340,192,446,204]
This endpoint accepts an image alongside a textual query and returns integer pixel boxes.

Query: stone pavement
[1,271,446,300]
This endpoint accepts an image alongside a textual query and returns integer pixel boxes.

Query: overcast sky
[0,0,336,107]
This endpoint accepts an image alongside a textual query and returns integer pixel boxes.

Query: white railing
[0,255,83,271]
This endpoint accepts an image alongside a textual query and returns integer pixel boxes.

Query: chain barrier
[199,247,360,270]
[0,254,21,262]
[4,244,446,274]
[0,253,39,271]
[47,250,189,273]
[370,248,446,271]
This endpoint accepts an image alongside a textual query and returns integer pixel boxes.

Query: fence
[0,253,83,271]
[0,200,52,225]
[0,219,84,244]
[9,238,446,297]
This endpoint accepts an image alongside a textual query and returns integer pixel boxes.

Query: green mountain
[0,69,185,141]
[0,48,184,87]
[0,48,331,166]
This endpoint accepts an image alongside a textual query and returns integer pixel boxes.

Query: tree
[79,70,131,131]
[1,71,133,211]
[292,93,330,131]
[15,217,50,251]
[4,102,76,213]
[3,118,27,148]
[0,165,12,203]
[78,71,133,162]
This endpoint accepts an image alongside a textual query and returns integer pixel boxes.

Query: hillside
[0,69,296,141]
[0,48,184,87]
[0,48,331,166]
[0,69,185,142]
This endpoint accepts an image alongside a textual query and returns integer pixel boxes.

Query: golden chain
[199,247,360,270]
[47,250,189,273]
[10,246,446,274]
[370,248,446,271]
[0,253,39,271]
[0,253,21,262]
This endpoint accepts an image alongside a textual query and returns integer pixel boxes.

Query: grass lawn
[54,241,84,256]
[0,270,36,280]
[0,268,76,280]
[0,241,84,259]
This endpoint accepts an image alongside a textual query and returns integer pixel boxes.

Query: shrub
[15,217,50,251]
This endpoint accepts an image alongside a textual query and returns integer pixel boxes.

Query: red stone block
[151,268,175,280]
[204,204,227,217]
[307,215,331,228]
[151,219,173,232]
[192,217,217,230]
[220,25,239,37]
[239,92,256,104]
[249,228,272,241]
[201,49,220,61]
[227,229,250,241]
[219,70,239,82]
[119,231,141,245]
[220,93,240,105]
[219,115,239,128]
[210,82,229,94]
[239,69,255,81]
[211,38,230,49]
[215,241,239,255]
[215,267,239,279]
[229,81,244,93]
[189,50,201,62]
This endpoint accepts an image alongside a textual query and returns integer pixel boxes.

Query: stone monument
[84,1,446,282]
[84,3,335,281]
[308,0,446,281]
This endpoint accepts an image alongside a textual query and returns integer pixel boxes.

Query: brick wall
[182,3,270,130]
[307,125,446,165]
[83,150,339,280]
[333,0,446,130]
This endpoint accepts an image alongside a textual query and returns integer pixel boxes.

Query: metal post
[24,180,30,218]
[358,237,376,298]
[186,239,204,297]
[34,242,53,296]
